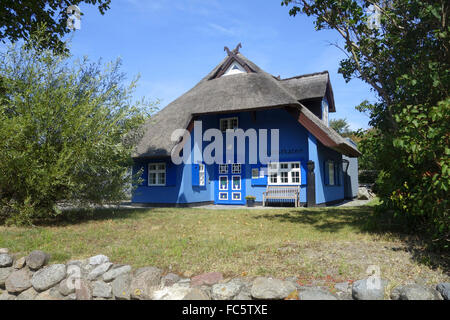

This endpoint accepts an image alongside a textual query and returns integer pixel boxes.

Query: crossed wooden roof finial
[224,43,242,56]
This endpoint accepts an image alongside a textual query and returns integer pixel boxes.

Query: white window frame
[148,162,166,186]
[199,163,205,186]
[219,164,228,174]
[231,163,241,174]
[223,61,246,76]
[219,176,228,190]
[232,192,241,201]
[232,175,241,190]
[267,162,301,186]
[220,117,238,133]
[219,192,228,200]
[326,161,335,186]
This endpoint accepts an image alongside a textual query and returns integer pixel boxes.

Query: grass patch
[0,200,448,286]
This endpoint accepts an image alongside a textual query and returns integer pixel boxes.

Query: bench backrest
[265,186,300,198]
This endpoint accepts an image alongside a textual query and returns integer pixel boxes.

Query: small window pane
[252,168,259,179]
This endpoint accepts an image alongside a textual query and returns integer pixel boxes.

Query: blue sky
[68,0,377,130]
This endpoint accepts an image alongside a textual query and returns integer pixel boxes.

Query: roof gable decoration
[209,43,255,80]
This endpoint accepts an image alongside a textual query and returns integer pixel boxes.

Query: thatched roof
[133,51,360,158]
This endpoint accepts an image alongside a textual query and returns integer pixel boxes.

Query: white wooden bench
[262,186,300,207]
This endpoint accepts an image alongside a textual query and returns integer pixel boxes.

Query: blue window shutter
[324,161,329,185]
[166,161,176,186]
[192,164,200,186]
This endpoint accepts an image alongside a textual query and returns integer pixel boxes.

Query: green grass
[0,200,448,286]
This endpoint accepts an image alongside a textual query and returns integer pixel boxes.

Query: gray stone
[183,287,211,300]
[298,287,338,300]
[152,283,192,300]
[112,273,132,300]
[89,255,109,266]
[391,284,442,300]
[75,279,92,300]
[16,287,38,300]
[102,265,132,282]
[14,257,26,269]
[357,187,373,200]
[161,273,181,287]
[0,253,13,267]
[92,280,112,298]
[87,262,112,280]
[251,277,297,300]
[35,287,64,300]
[58,277,76,296]
[64,293,77,300]
[352,278,388,300]
[0,291,16,300]
[5,268,32,293]
[234,289,252,300]
[31,264,66,292]
[0,248,8,254]
[335,282,350,293]
[212,279,243,300]
[436,283,450,300]
[26,250,49,270]
[130,267,163,300]
[0,267,13,288]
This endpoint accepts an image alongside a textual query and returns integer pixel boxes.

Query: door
[216,164,245,205]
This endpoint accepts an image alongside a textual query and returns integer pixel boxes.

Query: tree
[0,30,156,225]
[282,0,449,247]
[0,0,111,52]
[329,118,352,137]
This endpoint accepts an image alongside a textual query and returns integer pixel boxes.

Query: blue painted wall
[132,107,346,205]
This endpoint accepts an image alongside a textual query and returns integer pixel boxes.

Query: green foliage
[0,30,156,225]
[282,0,449,248]
[0,0,111,53]
[329,118,352,137]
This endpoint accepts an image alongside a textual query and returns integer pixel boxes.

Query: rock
[5,268,32,293]
[75,279,92,300]
[357,187,372,200]
[92,280,112,298]
[58,278,76,296]
[335,282,350,293]
[0,267,13,288]
[161,273,181,287]
[89,255,109,266]
[183,287,211,300]
[152,283,192,300]
[31,264,66,292]
[130,267,163,300]
[298,288,338,300]
[234,289,252,300]
[0,253,13,267]
[35,287,64,300]
[0,248,9,254]
[191,272,223,287]
[352,278,388,300]
[391,284,442,300]
[26,250,49,270]
[14,257,26,269]
[102,265,132,282]
[436,283,450,300]
[64,293,77,300]
[0,291,16,300]
[251,277,297,300]
[212,279,243,300]
[16,287,38,300]
[87,262,112,280]
[112,273,132,300]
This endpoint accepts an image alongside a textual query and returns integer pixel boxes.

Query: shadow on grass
[253,205,449,274]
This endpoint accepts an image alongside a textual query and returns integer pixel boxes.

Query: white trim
[268,161,301,186]
[231,163,241,174]
[223,61,246,76]
[232,175,241,190]
[219,164,228,174]
[219,176,228,190]
[232,192,241,201]
[220,117,238,132]
[219,192,228,200]
[148,162,166,186]
[199,163,205,186]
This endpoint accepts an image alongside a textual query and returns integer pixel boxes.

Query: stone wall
[0,248,448,300]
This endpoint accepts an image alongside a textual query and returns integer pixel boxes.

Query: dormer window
[223,61,246,76]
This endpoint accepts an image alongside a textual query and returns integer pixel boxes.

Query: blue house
[132,44,360,207]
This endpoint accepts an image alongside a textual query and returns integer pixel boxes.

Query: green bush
[0,31,154,225]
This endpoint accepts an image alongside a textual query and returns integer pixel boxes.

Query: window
[219,192,228,200]
[219,176,228,190]
[325,160,340,186]
[199,164,205,186]
[231,163,241,174]
[232,192,241,200]
[268,162,301,185]
[219,164,228,174]
[232,176,241,190]
[220,117,238,132]
[252,168,259,179]
[223,62,246,76]
[148,163,166,186]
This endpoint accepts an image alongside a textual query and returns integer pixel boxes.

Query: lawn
[1,200,448,290]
